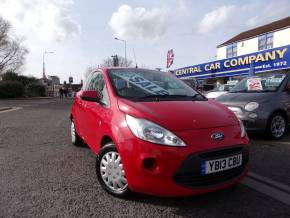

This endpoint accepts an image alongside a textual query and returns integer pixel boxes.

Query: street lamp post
[42,51,54,97]
[42,51,54,79]
[114,37,127,67]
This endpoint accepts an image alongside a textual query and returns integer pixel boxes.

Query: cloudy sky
[0,0,290,83]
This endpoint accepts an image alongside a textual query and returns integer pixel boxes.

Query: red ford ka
[70,68,249,197]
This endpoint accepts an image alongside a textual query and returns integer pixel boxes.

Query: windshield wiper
[192,93,205,98]
[137,93,206,101]
[229,90,248,93]
[248,90,275,92]
[230,90,275,93]
[138,94,189,99]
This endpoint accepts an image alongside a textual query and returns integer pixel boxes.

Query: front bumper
[227,106,269,132]
[117,126,249,197]
[174,145,249,189]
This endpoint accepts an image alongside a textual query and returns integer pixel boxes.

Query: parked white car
[206,83,238,99]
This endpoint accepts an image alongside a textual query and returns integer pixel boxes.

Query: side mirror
[81,90,99,102]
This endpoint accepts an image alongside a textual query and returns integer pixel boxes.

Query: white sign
[114,72,169,95]
[247,78,263,91]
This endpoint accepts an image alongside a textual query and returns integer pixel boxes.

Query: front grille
[199,146,242,159]
[173,145,249,188]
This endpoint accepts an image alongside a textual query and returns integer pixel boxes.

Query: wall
[216,46,226,60]
[237,37,258,56]
[274,27,290,47]
[216,27,290,60]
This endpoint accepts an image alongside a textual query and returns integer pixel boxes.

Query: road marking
[0,107,22,114]
[248,172,290,193]
[18,104,33,107]
[0,107,11,112]
[254,141,290,146]
[38,101,57,104]
[243,172,290,206]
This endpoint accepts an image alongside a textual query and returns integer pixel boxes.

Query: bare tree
[101,56,133,67]
[0,17,28,74]
[84,56,133,78]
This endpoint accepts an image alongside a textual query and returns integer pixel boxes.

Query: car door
[83,71,110,152]
[73,72,93,139]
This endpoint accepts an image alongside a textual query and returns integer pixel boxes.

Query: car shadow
[120,186,239,216]
[115,184,280,217]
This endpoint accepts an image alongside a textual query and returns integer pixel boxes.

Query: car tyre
[71,120,82,146]
[266,112,287,140]
[96,143,131,197]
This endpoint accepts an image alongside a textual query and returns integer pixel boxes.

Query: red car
[70,68,249,197]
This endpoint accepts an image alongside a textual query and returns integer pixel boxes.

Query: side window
[87,72,110,106]
[226,43,237,58]
[82,72,93,91]
[258,33,273,51]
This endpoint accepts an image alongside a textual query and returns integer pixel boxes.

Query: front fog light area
[248,113,258,119]
[143,158,155,169]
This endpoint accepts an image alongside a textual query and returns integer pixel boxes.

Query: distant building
[39,73,82,97]
[47,75,60,86]
[39,75,60,97]
[216,16,290,60]
[69,76,73,84]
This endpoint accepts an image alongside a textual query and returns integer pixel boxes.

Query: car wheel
[266,113,287,140]
[96,143,130,197]
[71,120,82,146]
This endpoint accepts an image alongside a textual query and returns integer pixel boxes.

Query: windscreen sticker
[247,78,263,91]
[226,80,239,85]
[113,72,170,95]
[265,76,285,86]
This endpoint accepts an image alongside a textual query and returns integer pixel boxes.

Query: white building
[217,16,290,60]
[175,16,290,86]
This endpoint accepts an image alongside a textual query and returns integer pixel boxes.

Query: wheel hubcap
[271,115,285,138]
[100,151,128,192]
[71,122,76,143]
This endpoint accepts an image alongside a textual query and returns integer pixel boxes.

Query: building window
[258,33,273,51]
[226,43,237,58]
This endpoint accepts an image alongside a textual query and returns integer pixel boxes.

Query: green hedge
[25,83,46,97]
[0,81,25,98]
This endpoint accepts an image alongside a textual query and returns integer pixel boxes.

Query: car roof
[95,67,166,75]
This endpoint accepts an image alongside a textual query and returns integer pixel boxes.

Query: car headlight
[126,114,186,147]
[238,119,246,138]
[245,102,259,111]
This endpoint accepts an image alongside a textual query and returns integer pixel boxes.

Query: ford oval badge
[211,132,224,141]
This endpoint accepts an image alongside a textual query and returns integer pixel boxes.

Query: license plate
[201,154,242,176]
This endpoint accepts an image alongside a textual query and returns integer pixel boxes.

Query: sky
[0,0,290,83]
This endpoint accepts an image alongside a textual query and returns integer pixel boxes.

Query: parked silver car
[216,73,290,139]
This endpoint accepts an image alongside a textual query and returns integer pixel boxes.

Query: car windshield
[230,74,286,93]
[211,84,232,92]
[181,78,197,88]
[108,69,201,100]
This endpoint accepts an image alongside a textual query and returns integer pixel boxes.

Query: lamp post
[42,51,54,97]
[42,51,54,79]
[114,37,127,67]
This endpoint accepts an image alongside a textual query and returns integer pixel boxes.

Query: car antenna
[133,48,138,68]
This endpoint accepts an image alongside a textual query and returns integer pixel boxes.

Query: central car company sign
[175,45,290,79]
